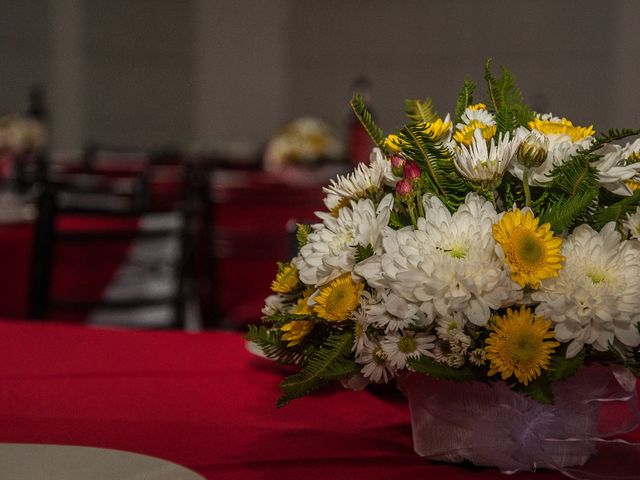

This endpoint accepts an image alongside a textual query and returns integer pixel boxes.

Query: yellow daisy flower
[384,134,405,153]
[281,320,314,347]
[270,263,299,294]
[485,306,560,385]
[528,117,594,142]
[417,118,451,141]
[314,274,363,322]
[384,118,451,152]
[467,103,488,111]
[493,208,564,288]
[453,120,497,146]
[291,288,315,315]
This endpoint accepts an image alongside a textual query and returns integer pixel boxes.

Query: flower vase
[398,364,638,474]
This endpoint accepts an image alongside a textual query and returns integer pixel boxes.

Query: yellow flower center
[397,335,417,354]
[505,329,541,365]
[314,274,363,322]
[513,228,545,267]
[449,245,468,259]
[528,117,594,142]
[586,270,606,284]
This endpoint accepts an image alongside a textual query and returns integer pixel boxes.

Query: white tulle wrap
[398,364,640,478]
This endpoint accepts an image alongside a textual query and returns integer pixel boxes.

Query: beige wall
[0,0,638,154]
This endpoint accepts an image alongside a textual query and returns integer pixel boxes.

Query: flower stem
[415,188,424,218]
[407,201,418,227]
[523,168,532,207]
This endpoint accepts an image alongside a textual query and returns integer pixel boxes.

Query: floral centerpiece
[263,116,344,171]
[247,61,640,476]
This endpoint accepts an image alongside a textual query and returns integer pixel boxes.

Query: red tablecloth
[2,320,627,479]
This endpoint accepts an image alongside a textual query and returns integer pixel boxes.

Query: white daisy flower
[454,129,522,184]
[381,331,436,369]
[435,317,471,355]
[626,207,640,241]
[261,294,287,316]
[352,307,375,356]
[592,143,640,196]
[362,289,421,333]
[323,148,398,212]
[294,194,393,285]
[357,341,393,383]
[357,193,522,326]
[456,104,496,129]
[468,348,487,366]
[533,223,640,358]
[509,113,595,186]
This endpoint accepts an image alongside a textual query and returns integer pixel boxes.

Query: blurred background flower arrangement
[248,61,640,474]
[263,116,345,172]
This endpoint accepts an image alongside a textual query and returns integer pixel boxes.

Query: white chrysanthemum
[533,223,640,358]
[323,148,398,212]
[362,289,422,333]
[592,143,640,196]
[380,331,435,369]
[454,129,522,183]
[295,194,393,286]
[356,193,522,326]
[357,341,393,383]
[509,113,595,186]
[626,207,640,241]
[456,105,496,129]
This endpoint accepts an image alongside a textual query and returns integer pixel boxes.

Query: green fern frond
[580,128,640,155]
[396,123,468,211]
[246,324,316,367]
[484,59,501,112]
[592,189,640,230]
[407,356,476,382]
[296,223,312,249]
[454,78,476,125]
[519,376,554,405]
[355,244,375,263]
[543,154,600,203]
[404,98,438,124]
[540,189,599,234]
[497,66,524,107]
[350,94,385,150]
[278,332,359,407]
[549,349,585,382]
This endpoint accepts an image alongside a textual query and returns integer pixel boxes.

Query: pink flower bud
[404,161,421,182]
[395,179,413,196]
[390,154,405,169]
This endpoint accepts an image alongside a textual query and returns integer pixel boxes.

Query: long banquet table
[0,320,636,479]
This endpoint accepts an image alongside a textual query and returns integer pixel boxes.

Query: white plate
[0,444,205,480]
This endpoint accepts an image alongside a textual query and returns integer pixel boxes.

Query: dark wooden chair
[27,159,199,329]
